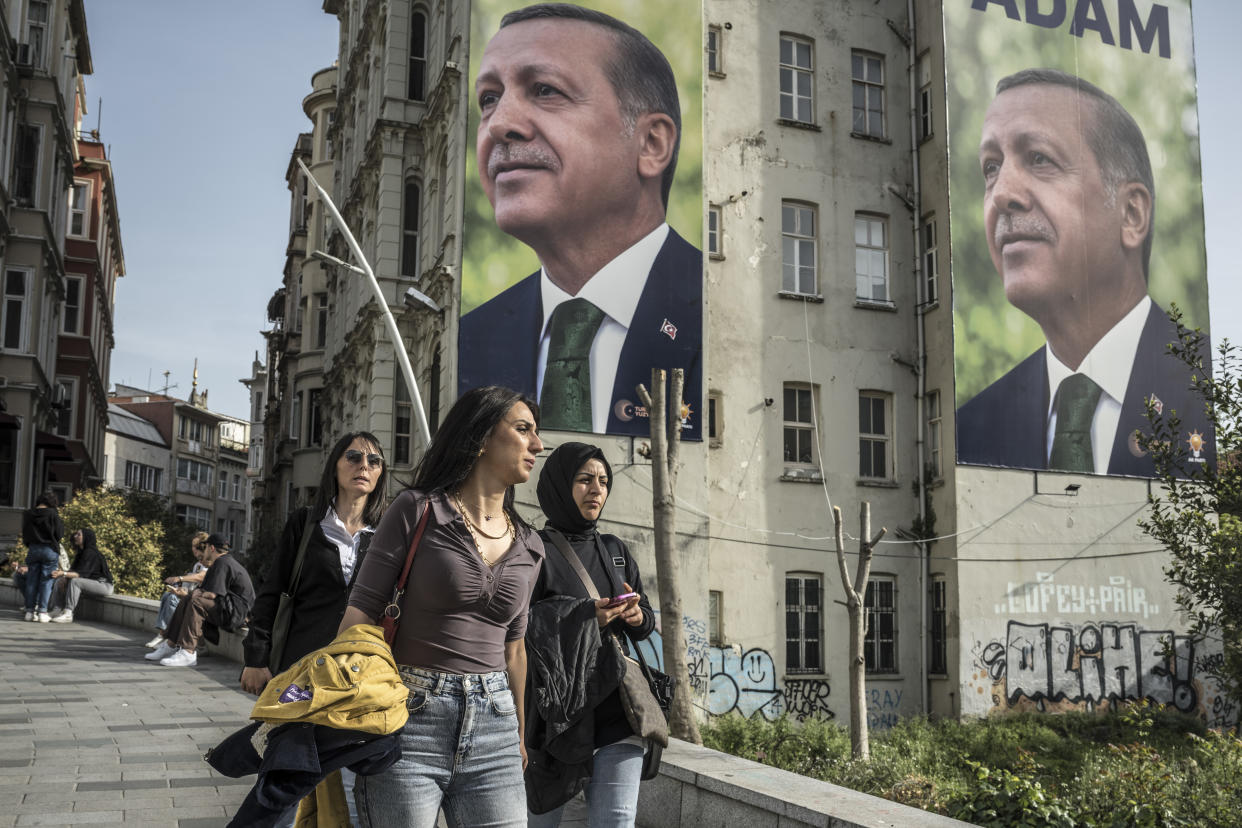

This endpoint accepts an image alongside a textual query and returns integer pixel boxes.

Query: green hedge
[702,703,1242,827]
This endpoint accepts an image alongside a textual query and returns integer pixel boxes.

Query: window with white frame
[707,204,722,259]
[2,269,30,350]
[125,461,161,494]
[308,388,323,446]
[13,124,41,205]
[233,474,242,502]
[177,457,213,485]
[25,1,48,69]
[707,390,723,447]
[783,383,817,468]
[785,573,822,673]
[778,35,814,124]
[290,393,302,442]
[920,82,933,141]
[851,51,885,138]
[922,217,938,305]
[218,474,228,499]
[708,590,723,646]
[864,575,897,673]
[926,389,942,480]
[854,214,888,303]
[859,391,891,479]
[707,25,723,75]
[315,293,327,349]
[781,202,817,295]
[62,275,82,334]
[175,504,212,530]
[53,376,75,437]
[395,376,413,465]
[402,180,420,279]
[930,576,947,675]
[409,11,427,101]
[69,179,89,237]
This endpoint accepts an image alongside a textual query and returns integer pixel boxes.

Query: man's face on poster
[475,18,646,248]
[979,84,1128,320]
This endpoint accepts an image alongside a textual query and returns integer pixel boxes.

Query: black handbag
[267,514,316,672]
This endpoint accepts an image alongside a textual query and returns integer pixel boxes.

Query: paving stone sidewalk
[0,608,588,827]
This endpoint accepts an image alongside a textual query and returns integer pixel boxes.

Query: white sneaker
[50,611,73,623]
[48,608,64,619]
[144,634,165,649]
[145,641,176,661]
[37,612,50,623]
[23,611,33,622]
[160,649,196,667]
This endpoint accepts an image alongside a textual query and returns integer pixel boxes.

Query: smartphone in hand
[605,591,638,607]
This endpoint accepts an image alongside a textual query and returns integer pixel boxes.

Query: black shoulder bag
[544,529,672,779]
[267,514,317,672]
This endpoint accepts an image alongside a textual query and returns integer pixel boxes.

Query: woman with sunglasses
[239,432,390,824]
[338,386,544,828]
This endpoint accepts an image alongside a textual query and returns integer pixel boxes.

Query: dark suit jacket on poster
[458,229,703,439]
[956,302,1213,476]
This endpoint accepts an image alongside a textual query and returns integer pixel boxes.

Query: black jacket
[524,595,626,814]
[532,529,655,747]
[201,553,256,635]
[207,720,400,827]
[21,506,62,547]
[243,507,372,673]
[69,531,112,583]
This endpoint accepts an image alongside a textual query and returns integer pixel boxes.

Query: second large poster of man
[948,0,1213,475]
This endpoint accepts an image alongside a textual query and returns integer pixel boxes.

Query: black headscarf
[536,442,613,536]
[71,528,112,582]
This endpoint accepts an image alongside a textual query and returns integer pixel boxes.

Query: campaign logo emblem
[1187,430,1206,464]
[278,683,313,704]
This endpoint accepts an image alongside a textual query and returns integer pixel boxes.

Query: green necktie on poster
[541,298,606,431]
[1049,373,1102,473]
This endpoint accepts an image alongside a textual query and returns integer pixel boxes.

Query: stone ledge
[644,739,975,827]
[0,576,248,664]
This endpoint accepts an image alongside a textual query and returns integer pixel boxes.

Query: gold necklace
[452,492,513,541]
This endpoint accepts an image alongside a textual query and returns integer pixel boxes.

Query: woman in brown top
[340,385,545,828]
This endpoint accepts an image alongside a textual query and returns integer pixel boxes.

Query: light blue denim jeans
[527,740,646,827]
[154,590,181,630]
[355,666,526,828]
[23,546,58,612]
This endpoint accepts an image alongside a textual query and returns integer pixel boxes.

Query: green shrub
[59,487,165,599]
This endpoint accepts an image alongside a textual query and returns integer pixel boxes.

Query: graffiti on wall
[973,620,1201,714]
[868,687,902,730]
[993,572,1160,620]
[636,623,836,722]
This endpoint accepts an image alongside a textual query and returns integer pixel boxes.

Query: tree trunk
[833,502,885,760]
[636,368,701,744]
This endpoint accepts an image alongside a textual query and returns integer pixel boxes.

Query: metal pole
[295,157,431,448]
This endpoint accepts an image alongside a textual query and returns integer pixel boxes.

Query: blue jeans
[356,667,526,828]
[155,591,181,630]
[528,740,645,828]
[23,546,58,612]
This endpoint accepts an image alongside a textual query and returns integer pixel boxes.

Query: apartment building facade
[255,0,1228,728]
[0,0,96,542]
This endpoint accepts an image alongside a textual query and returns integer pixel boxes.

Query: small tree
[833,502,886,760]
[121,489,200,576]
[637,367,701,744]
[1140,307,1242,707]
[60,487,165,599]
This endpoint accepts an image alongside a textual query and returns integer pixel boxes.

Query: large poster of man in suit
[947,0,1212,476]
[459,0,703,439]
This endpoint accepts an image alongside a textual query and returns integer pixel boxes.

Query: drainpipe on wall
[904,0,930,716]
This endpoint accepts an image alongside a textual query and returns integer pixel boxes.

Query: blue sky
[86,2,1242,421]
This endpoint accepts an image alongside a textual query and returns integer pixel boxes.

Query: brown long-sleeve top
[348,489,545,674]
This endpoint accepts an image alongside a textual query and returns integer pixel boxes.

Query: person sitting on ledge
[47,528,114,623]
[144,531,209,648]
[147,533,255,668]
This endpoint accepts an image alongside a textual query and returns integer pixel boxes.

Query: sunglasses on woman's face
[344,449,384,469]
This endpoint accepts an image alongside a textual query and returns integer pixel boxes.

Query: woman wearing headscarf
[48,527,113,623]
[526,442,656,828]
